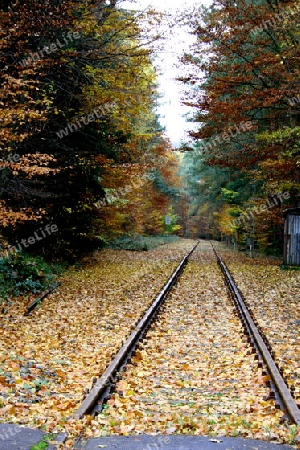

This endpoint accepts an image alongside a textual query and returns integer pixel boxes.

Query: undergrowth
[107,234,180,251]
[0,251,65,302]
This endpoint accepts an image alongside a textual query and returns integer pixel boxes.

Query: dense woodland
[0,0,180,261]
[0,0,299,297]
[178,0,300,251]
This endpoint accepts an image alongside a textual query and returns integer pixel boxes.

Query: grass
[30,433,54,450]
[280,264,300,271]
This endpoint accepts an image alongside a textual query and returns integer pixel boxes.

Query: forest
[0,0,299,299]
[178,0,300,250]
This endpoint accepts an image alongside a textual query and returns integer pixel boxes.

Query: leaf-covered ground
[0,239,299,448]
[213,242,300,409]
[0,239,195,437]
[93,242,299,445]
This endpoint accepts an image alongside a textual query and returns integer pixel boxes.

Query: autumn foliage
[0,0,179,257]
[179,0,300,249]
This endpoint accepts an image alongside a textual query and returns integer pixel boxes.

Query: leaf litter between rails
[93,242,299,445]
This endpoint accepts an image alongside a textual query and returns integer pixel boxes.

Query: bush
[0,251,62,301]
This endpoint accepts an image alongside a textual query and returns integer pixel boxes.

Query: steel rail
[74,241,199,419]
[25,282,60,315]
[211,243,300,426]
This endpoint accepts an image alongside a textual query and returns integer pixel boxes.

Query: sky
[122,0,210,147]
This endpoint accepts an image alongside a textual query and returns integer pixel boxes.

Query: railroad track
[74,241,199,419]
[73,240,300,443]
[25,282,60,315]
[211,243,300,426]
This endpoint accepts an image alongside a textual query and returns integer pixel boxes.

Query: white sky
[121,0,211,147]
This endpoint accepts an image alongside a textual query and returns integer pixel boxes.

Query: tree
[0,0,168,257]
[178,0,299,250]
[180,0,300,189]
